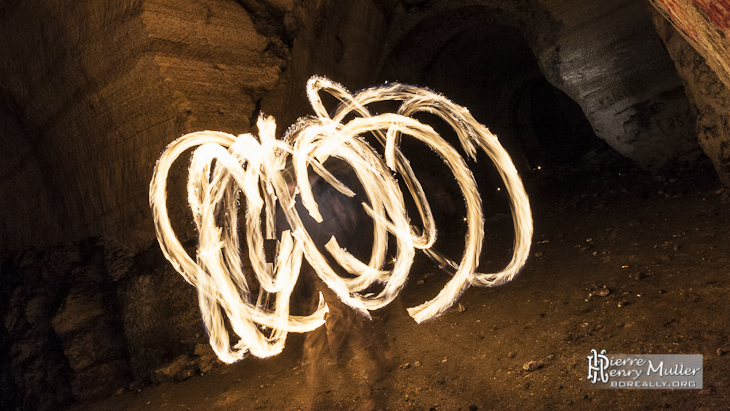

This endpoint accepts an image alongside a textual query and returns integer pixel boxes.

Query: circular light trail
[149,76,533,363]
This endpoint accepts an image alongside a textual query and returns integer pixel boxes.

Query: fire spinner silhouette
[149,76,533,363]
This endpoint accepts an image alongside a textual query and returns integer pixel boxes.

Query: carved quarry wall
[537,0,701,169]
[650,0,730,186]
[0,0,287,253]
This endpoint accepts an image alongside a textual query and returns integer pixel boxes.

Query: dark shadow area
[512,77,602,169]
[380,17,604,174]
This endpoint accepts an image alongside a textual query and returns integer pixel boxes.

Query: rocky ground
[71,148,730,411]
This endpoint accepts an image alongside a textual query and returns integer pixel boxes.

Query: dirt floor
[71,151,730,411]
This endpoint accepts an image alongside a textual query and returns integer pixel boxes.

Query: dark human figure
[275,158,393,410]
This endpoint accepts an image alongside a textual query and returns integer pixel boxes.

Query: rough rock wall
[652,12,730,187]
[536,0,700,169]
[50,242,131,402]
[0,0,286,253]
[1,247,76,411]
[1,238,210,411]
[650,0,730,90]
[377,0,701,169]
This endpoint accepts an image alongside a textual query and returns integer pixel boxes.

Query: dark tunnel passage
[515,77,601,167]
[379,18,604,176]
[373,17,608,265]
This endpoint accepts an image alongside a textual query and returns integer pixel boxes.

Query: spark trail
[149,76,533,363]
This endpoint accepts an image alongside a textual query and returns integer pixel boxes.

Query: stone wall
[1,239,208,410]
[378,0,701,170]
[650,0,730,90]
[0,0,286,252]
[536,0,701,168]
[652,11,730,187]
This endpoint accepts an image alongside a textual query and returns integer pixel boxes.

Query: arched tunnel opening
[517,77,601,167]
[374,18,612,271]
[379,17,605,173]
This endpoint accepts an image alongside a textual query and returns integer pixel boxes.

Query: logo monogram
[587,349,610,384]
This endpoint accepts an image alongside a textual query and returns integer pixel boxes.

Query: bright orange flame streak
[149,76,533,362]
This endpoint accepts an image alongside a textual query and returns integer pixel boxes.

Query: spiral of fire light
[149,76,533,363]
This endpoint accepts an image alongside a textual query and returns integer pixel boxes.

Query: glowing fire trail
[149,76,533,362]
